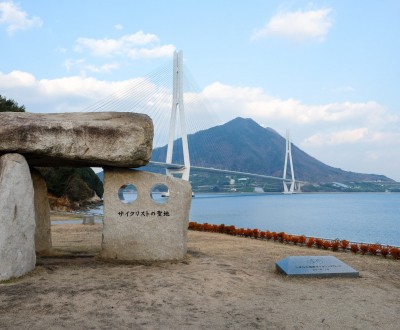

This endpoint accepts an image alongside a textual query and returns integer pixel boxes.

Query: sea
[189,192,400,246]
[85,192,400,246]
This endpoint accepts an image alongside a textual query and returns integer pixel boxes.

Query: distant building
[332,182,350,189]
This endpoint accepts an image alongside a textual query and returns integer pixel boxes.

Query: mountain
[151,117,393,184]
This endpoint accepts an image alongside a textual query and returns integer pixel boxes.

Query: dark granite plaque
[276,256,359,278]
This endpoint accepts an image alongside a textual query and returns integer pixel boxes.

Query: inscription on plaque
[276,256,359,278]
[117,210,171,217]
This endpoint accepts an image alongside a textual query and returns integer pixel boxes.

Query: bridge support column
[166,51,190,181]
[283,130,299,194]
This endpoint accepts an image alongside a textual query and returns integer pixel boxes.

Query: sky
[0,0,399,181]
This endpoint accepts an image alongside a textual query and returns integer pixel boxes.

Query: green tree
[0,94,26,112]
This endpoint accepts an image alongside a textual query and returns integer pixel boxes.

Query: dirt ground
[1,217,399,330]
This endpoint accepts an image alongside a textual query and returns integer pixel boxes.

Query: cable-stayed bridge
[84,51,300,193]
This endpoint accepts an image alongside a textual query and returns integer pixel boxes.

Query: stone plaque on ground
[276,256,359,278]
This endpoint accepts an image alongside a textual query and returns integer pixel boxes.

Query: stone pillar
[100,168,192,261]
[31,168,52,254]
[0,153,36,281]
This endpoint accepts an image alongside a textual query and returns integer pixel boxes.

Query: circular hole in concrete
[118,184,138,204]
[150,183,169,204]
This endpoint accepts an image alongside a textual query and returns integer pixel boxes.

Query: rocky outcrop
[0,154,36,281]
[36,167,104,211]
[0,112,153,168]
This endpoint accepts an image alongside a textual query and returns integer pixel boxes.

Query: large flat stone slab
[0,153,36,281]
[0,112,153,167]
[276,256,359,278]
[100,168,192,261]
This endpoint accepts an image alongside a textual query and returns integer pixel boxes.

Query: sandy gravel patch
[1,224,399,329]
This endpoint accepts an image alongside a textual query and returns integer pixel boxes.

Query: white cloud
[330,85,355,93]
[0,70,171,112]
[84,63,120,74]
[0,70,399,180]
[75,37,123,56]
[302,128,369,147]
[64,59,120,75]
[69,31,175,75]
[126,45,176,59]
[0,1,42,34]
[0,70,36,87]
[201,82,387,126]
[74,31,173,58]
[251,8,333,42]
[114,24,123,30]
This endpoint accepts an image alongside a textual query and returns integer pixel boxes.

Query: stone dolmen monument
[0,112,192,281]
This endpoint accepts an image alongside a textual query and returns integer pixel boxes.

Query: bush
[315,238,323,249]
[350,244,359,254]
[360,244,369,255]
[278,232,286,243]
[390,247,400,259]
[252,229,259,239]
[340,240,349,251]
[331,240,340,252]
[218,224,226,234]
[227,225,236,235]
[186,222,399,262]
[368,244,379,256]
[306,237,315,248]
[237,228,245,236]
[291,236,299,245]
[380,246,389,258]
[322,240,331,250]
[244,229,253,238]
[298,235,307,245]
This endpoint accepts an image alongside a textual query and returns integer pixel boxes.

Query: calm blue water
[189,193,400,246]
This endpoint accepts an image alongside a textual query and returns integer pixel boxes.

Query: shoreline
[49,211,400,249]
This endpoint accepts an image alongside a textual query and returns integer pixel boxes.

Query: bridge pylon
[283,129,299,194]
[165,50,190,181]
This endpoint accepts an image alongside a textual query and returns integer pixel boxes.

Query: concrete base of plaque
[276,256,359,278]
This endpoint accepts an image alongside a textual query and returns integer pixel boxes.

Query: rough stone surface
[0,112,153,167]
[0,153,36,281]
[100,169,192,261]
[31,168,52,254]
[276,256,359,278]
